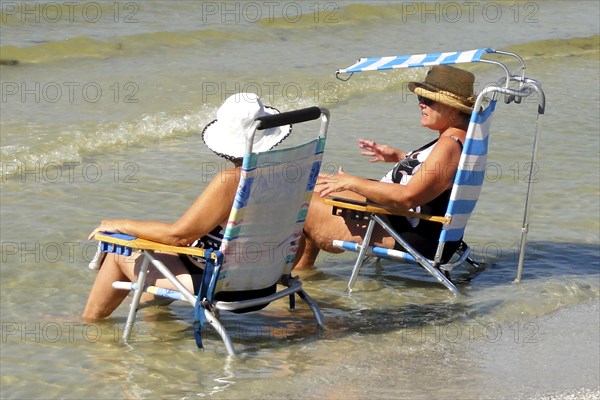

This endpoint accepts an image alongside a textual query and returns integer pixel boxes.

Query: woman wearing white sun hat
[83,93,292,321]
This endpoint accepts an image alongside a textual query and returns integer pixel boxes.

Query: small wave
[0,36,127,64]
[0,29,249,65]
[502,35,599,59]
[0,108,215,182]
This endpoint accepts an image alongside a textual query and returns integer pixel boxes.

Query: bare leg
[293,232,324,270]
[82,251,196,321]
[82,252,136,321]
[296,192,395,267]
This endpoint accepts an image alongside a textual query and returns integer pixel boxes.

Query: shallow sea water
[1,1,599,399]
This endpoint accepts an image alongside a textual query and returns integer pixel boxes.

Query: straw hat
[202,93,292,160]
[408,65,475,114]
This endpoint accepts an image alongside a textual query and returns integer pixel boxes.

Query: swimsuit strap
[449,135,464,151]
[406,138,439,158]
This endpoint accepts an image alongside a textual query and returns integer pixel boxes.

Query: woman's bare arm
[317,134,463,210]
[88,167,241,246]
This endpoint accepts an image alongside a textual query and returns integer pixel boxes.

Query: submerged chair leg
[371,215,461,295]
[297,289,325,329]
[466,256,481,269]
[414,260,460,295]
[347,218,376,291]
[123,255,150,342]
[139,251,238,355]
[204,309,236,356]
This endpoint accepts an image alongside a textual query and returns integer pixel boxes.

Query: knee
[317,241,344,254]
[303,229,343,254]
[103,252,139,278]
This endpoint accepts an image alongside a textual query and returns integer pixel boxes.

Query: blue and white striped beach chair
[94,106,329,355]
[329,48,545,294]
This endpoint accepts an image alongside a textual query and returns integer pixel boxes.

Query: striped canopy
[336,48,494,75]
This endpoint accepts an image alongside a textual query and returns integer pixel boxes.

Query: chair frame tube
[515,84,545,282]
[479,81,545,283]
[118,250,236,354]
[347,218,376,291]
[346,215,461,294]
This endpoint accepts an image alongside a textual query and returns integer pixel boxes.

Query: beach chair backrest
[216,137,326,292]
[439,99,496,243]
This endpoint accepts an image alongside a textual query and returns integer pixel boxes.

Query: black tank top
[387,137,463,254]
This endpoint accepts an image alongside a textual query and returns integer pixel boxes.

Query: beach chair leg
[347,218,376,291]
[426,265,460,295]
[372,214,461,295]
[141,252,235,353]
[204,308,236,356]
[123,255,150,342]
[466,256,481,269]
[297,289,325,329]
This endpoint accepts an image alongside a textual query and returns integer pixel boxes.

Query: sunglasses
[417,96,436,106]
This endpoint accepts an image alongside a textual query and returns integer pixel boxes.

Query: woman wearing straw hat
[82,93,291,321]
[295,65,476,269]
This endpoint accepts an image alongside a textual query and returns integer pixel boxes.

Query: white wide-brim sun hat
[202,93,292,160]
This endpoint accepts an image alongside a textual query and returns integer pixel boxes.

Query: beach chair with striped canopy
[329,48,545,293]
[93,106,330,355]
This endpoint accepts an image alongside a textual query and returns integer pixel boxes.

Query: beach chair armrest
[324,196,450,224]
[94,232,210,258]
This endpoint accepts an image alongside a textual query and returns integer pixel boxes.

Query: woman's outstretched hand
[358,139,403,163]
[315,166,352,198]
